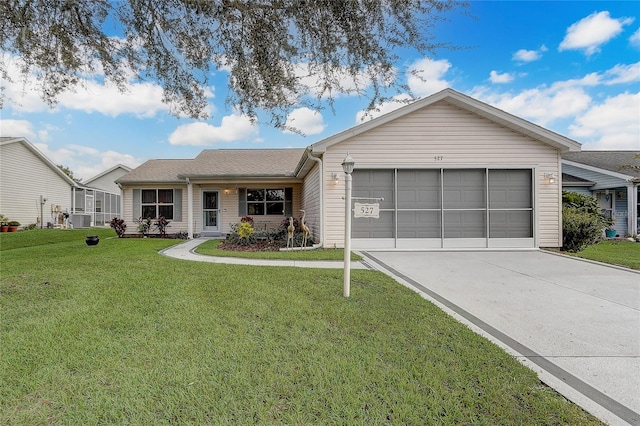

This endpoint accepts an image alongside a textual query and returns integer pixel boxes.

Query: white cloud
[355,94,413,123]
[471,86,592,127]
[568,92,640,149]
[2,54,214,118]
[353,57,452,124]
[512,46,547,63]
[168,114,258,146]
[32,142,140,181]
[489,71,515,84]
[631,28,640,47]
[559,11,634,56]
[283,107,326,135]
[406,58,452,97]
[602,62,640,84]
[0,119,37,140]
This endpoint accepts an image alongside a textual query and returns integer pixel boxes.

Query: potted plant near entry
[0,215,8,232]
[7,221,20,232]
[605,226,617,238]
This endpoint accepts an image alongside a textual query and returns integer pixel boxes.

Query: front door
[202,191,220,232]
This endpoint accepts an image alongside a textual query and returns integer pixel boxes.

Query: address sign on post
[354,202,380,218]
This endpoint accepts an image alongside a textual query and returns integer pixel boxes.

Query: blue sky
[1,1,639,181]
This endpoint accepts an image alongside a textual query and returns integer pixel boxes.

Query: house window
[247,188,286,215]
[141,189,174,219]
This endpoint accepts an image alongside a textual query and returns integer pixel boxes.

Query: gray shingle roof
[562,151,640,179]
[116,149,306,184]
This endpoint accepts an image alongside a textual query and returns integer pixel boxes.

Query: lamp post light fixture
[341,153,355,297]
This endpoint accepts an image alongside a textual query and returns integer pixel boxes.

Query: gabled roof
[84,164,132,185]
[562,151,640,181]
[0,137,78,187]
[309,88,582,154]
[116,149,306,184]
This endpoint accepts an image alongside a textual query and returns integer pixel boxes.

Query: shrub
[562,207,604,252]
[227,221,256,246]
[135,217,152,236]
[154,216,170,236]
[240,216,254,226]
[109,217,127,237]
[562,191,612,252]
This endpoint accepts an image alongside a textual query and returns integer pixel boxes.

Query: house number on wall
[434,155,444,161]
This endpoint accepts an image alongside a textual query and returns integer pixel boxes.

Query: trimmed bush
[562,191,612,252]
[562,207,604,252]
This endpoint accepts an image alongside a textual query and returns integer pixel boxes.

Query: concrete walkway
[160,238,369,269]
[161,239,639,425]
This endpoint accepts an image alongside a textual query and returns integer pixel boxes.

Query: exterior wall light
[331,172,339,184]
[544,173,557,184]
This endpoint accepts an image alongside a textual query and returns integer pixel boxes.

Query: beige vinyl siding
[323,101,562,248]
[121,184,187,235]
[300,162,321,243]
[0,141,72,227]
[193,181,301,234]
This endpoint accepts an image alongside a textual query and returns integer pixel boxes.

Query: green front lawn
[567,240,640,270]
[1,229,601,424]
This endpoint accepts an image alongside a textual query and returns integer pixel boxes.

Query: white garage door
[352,168,534,249]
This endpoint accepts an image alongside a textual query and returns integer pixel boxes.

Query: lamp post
[341,153,355,297]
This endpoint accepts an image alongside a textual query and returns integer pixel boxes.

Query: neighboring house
[0,137,124,229]
[1,137,77,228]
[118,89,581,249]
[84,164,132,194]
[84,164,132,219]
[562,151,640,237]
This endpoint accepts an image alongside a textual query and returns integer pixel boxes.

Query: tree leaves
[1,0,465,126]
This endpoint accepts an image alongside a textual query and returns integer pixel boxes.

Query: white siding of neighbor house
[321,101,563,248]
[85,168,129,194]
[300,162,321,244]
[0,141,73,227]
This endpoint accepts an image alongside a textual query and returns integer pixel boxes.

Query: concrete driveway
[361,250,640,426]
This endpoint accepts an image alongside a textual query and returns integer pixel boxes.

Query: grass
[0,229,602,424]
[195,239,362,261]
[560,240,640,270]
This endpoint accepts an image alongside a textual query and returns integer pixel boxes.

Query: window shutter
[285,187,293,216]
[238,188,247,216]
[133,189,141,220]
[173,189,182,222]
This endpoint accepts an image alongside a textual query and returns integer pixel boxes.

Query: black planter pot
[85,236,100,246]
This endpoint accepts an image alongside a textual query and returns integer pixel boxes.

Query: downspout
[307,151,323,247]
[186,178,194,239]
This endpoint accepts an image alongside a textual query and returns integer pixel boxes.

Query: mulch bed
[218,240,282,252]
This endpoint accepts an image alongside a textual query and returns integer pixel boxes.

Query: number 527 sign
[354,203,380,218]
